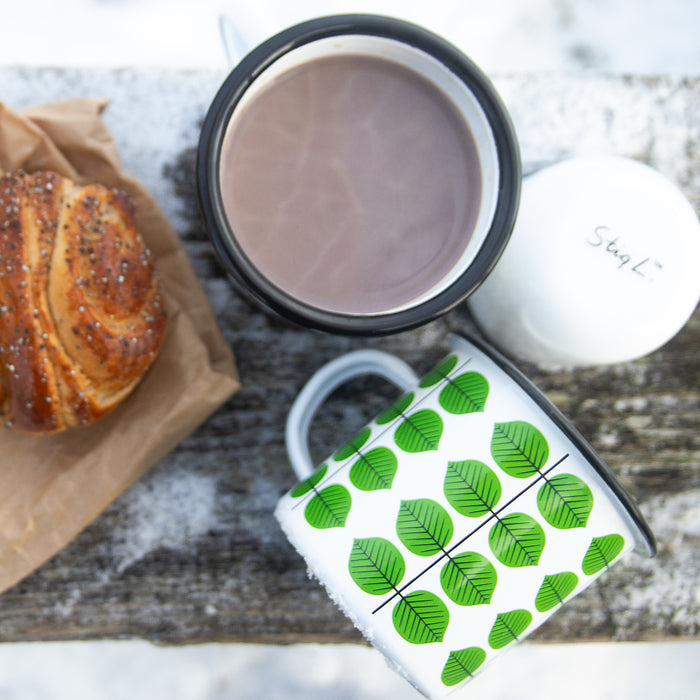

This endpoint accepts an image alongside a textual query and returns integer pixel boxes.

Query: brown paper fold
[0,98,240,594]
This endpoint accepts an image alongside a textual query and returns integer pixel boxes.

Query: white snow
[110,470,220,573]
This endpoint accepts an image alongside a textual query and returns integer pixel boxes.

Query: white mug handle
[218,10,267,68]
[218,14,250,67]
[285,350,419,480]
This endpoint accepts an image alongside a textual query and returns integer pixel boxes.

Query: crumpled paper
[0,98,240,594]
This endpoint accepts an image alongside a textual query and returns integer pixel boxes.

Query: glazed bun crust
[0,170,167,433]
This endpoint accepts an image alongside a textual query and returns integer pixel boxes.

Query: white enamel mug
[468,156,700,367]
[275,334,655,699]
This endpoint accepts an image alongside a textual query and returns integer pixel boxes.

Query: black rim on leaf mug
[197,14,522,335]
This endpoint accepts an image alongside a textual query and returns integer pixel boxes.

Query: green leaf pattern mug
[276,334,654,699]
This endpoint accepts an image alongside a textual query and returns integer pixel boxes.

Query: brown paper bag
[0,98,240,594]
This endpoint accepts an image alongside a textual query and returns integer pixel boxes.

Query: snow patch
[111,469,219,573]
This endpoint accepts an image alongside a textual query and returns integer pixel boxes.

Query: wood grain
[0,69,697,645]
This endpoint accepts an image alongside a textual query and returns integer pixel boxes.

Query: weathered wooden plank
[0,69,698,645]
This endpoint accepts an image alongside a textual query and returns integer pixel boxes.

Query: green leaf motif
[348,537,405,595]
[444,460,502,517]
[419,355,458,388]
[440,551,497,606]
[304,485,352,529]
[349,447,398,491]
[376,392,414,425]
[441,647,487,687]
[290,463,328,498]
[397,499,454,556]
[488,609,533,649]
[581,534,625,575]
[489,512,546,567]
[439,372,489,415]
[392,590,449,644]
[537,474,594,529]
[491,421,549,478]
[534,571,579,612]
[334,427,371,461]
[394,409,443,453]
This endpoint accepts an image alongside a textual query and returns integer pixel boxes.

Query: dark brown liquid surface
[219,53,482,314]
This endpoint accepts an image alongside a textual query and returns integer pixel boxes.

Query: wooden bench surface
[0,68,697,644]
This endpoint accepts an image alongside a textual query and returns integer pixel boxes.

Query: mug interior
[219,34,501,315]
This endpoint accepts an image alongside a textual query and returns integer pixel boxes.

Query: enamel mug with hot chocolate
[197,14,520,335]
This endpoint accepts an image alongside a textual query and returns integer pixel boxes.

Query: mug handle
[285,350,419,480]
[218,10,266,67]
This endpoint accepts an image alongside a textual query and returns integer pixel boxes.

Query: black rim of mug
[197,14,522,335]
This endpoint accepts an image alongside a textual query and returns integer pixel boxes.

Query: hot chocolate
[218,53,483,315]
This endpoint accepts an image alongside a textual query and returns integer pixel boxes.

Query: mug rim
[197,13,522,335]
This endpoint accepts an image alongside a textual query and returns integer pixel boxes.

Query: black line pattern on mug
[371,453,571,614]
